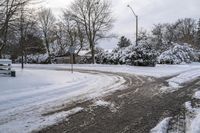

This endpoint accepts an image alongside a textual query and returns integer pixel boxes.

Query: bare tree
[62,12,87,55]
[18,7,40,67]
[0,0,31,58]
[176,18,196,45]
[152,24,164,50]
[63,13,77,48]
[67,0,114,64]
[0,0,21,58]
[163,21,181,44]
[195,19,200,49]
[75,20,86,55]
[151,18,197,51]
[54,22,68,56]
[38,8,56,63]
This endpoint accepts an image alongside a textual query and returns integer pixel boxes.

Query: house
[53,50,91,64]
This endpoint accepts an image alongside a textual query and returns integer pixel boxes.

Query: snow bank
[185,102,200,133]
[185,93,200,133]
[167,68,200,90]
[193,91,200,99]
[150,117,171,133]
[189,114,200,133]
[185,101,193,111]
[152,93,200,133]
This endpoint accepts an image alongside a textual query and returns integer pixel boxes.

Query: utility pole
[127,5,138,46]
[20,3,25,69]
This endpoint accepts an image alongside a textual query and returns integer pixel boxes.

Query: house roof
[55,50,92,58]
[0,59,12,64]
[78,50,90,56]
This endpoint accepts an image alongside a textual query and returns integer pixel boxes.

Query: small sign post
[69,46,75,73]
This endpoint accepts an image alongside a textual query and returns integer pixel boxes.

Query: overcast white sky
[40,0,200,49]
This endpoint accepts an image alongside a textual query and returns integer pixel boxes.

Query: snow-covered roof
[78,50,90,56]
[0,59,12,64]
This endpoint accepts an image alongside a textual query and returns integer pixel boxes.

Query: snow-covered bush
[15,54,49,64]
[74,35,158,66]
[98,40,158,66]
[79,48,111,64]
[26,54,49,64]
[130,42,158,66]
[79,56,93,64]
[96,50,111,64]
[158,43,200,64]
[104,45,135,65]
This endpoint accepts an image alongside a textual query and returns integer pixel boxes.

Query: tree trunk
[47,48,51,64]
[73,54,76,64]
[44,34,51,64]
[0,50,2,58]
[21,55,24,69]
[91,42,95,64]
[1,23,8,59]
[25,53,27,64]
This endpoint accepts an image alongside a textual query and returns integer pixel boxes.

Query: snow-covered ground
[1,63,200,133]
[13,63,200,78]
[167,68,200,89]
[0,68,125,133]
[150,117,172,133]
[149,63,200,133]
[151,90,200,133]
[185,91,200,133]
[14,63,200,90]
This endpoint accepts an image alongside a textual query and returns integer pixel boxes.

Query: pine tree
[117,36,131,48]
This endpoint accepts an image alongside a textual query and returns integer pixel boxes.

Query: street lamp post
[127,5,138,46]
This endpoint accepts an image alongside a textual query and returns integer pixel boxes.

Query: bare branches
[0,0,35,57]
[38,8,56,63]
[66,0,114,63]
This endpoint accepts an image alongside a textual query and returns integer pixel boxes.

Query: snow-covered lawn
[13,63,200,93]
[14,62,200,78]
[0,68,125,133]
[14,63,200,91]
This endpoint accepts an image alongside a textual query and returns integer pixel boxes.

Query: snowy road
[0,68,126,133]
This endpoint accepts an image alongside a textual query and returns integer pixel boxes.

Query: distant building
[53,50,91,64]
